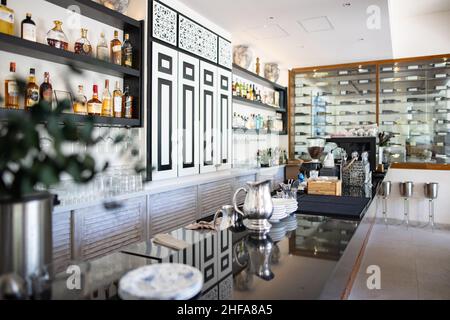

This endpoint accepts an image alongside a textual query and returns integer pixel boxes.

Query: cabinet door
[73,196,147,261]
[151,42,178,180]
[178,53,200,177]
[199,61,218,174]
[216,68,232,170]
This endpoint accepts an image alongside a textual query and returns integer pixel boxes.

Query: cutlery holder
[342,160,371,187]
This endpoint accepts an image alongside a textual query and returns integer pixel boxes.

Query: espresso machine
[300,137,325,178]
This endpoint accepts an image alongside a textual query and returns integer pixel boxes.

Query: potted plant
[0,74,143,294]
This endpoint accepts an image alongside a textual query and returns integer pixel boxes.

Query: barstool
[423,183,439,230]
[380,181,392,225]
[399,181,414,228]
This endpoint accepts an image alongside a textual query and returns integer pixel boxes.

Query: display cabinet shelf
[232,96,286,113]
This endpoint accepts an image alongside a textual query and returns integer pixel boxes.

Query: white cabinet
[177,53,200,177]
[200,61,218,174]
[151,42,178,180]
[151,42,232,179]
[216,68,232,170]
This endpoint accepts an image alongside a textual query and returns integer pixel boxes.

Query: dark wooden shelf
[233,64,287,91]
[0,108,141,128]
[0,33,140,78]
[233,96,286,113]
[45,0,141,29]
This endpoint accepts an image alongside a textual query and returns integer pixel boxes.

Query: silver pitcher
[0,192,53,295]
[233,180,274,232]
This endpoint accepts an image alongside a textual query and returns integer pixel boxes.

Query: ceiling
[177,0,450,69]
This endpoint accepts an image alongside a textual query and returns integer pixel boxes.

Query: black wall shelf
[0,108,141,127]
[45,0,141,29]
[232,64,288,135]
[0,1,144,128]
[233,96,286,113]
[0,34,140,79]
[233,63,287,91]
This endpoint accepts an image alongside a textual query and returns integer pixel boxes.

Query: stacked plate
[268,221,287,243]
[269,201,287,222]
[272,198,298,216]
[281,214,298,232]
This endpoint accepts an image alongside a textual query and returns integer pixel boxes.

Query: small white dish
[118,263,203,300]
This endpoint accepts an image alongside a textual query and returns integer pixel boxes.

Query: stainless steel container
[399,181,414,198]
[424,183,439,200]
[0,192,53,292]
[380,181,392,197]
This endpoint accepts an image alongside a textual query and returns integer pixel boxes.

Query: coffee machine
[301,137,325,178]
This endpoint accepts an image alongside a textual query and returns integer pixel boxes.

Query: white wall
[383,169,450,225]
[389,3,450,58]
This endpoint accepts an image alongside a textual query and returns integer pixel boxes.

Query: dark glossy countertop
[49,175,385,300]
[51,214,359,300]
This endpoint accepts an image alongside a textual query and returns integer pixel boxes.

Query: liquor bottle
[25,68,39,109]
[87,85,102,116]
[0,0,14,36]
[232,81,236,96]
[241,83,246,98]
[4,62,19,109]
[113,81,123,118]
[247,84,252,100]
[96,32,109,61]
[21,13,36,42]
[73,85,87,115]
[101,79,112,117]
[74,28,92,56]
[46,21,69,50]
[110,30,122,65]
[122,33,133,68]
[122,86,133,119]
[39,72,53,105]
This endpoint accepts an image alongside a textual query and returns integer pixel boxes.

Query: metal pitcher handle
[233,187,247,217]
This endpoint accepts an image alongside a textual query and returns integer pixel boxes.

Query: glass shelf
[379,58,450,161]
[293,64,377,156]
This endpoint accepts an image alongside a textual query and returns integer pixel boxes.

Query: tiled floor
[348,220,450,300]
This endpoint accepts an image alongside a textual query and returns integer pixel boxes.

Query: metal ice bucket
[424,183,439,200]
[399,181,414,198]
[380,181,392,197]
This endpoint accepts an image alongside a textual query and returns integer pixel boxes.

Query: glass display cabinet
[378,58,450,163]
[293,64,377,157]
[290,55,449,163]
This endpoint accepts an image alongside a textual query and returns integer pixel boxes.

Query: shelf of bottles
[379,58,450,163]
[232,63,288,135]
[293,65,377,156]
[0,0,143,127]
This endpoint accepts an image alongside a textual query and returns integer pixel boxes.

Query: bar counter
[48,176,384,300]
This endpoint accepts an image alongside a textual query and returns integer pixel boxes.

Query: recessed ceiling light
[357,37,364,41]
[343,2,351,7]
[269,16,275,20]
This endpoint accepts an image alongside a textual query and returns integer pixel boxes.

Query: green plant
[0,72,144,200]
